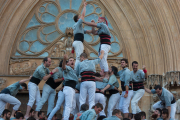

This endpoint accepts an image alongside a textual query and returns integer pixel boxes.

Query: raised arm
[91,20,98,35]
[62,54,68,70]
[142,65,148,79]
[80,2,87,20]
[19,76,32,84]
[83,21,98,27]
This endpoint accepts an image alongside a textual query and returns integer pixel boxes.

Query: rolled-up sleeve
[108,76,116,86]
[97,23,103,28]
[124,70,131,86]
[92,58,101,65]
[53,72,59,80]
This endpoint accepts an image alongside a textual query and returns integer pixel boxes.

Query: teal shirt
[53,67,63,80]
[151,87,174,107]
[33,63,50,80]
[96,81,114,90]
[76,58,101,77]
[73,111,84,120]
[6,81,22,96]
[63,65,78,83]
[97,22,111,36]
[118,68,132,87]
[79,109,96,120]
[131,69,145,82]
[73,19,86,35]
[108,74,119,88]
[157,117,163,120]
[103,116,121,120]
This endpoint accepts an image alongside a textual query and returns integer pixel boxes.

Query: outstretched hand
[91,19,95,23]
[142,65,146,70]
[52,68,59,73]
[84,2,87,7]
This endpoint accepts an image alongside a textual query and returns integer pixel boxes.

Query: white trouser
[63,86,76,120]
[48,91,65,120]
[107,93,121,117]
[153,101,176,119]
[72,41,84,71]
[95,93,107,116]
[36,84,56,115]
[119,90,133,114]
[0,94,21,116]
[98,44,111,72]
[27,82,41,107]
[131,89,145,114]
[79,81,96,110]
[74,93,80,115]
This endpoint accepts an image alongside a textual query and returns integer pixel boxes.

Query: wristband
[143,69,147,73]
[71,50,74,53]
[126,91,128,94]
[50,72,54,75]
[62,77,64,81]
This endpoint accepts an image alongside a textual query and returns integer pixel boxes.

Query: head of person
[162,108,169,119]
[154,85,163,96]
[38,111,45,119]
[152,108,162,119]
[132,61,138,72]
[68,57,75,68]
[128,113,133,120]
[80,53,88,62]
[121,58,128,68]
[59,60,68,67]
[27,117,36,120]
[112,109,122,119]
[20,83,27,91]
[52,114,57,120]
[98,17,108,25]
[94,103,103,114]
[134,113,141,120]
[100,70,105,77]
[15,112,24,120]
[43,57,51,67]
[139,111,146,120]
[109,66,118,76]
[73,14,80,22]
[14,110,21,117]
[2,109,11,120]
[29,109,35,117]
[80,104,89,112]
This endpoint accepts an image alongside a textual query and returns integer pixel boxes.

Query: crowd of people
[0,2,177,120]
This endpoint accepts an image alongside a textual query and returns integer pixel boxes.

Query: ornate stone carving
[164,71,180,87]
[0,78,6,90]
[146,74,163,89]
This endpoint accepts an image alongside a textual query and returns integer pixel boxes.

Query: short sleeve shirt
[33,63,50,80]
[131,69,145,82]
[97,23,111,36]
[73,19,86,35]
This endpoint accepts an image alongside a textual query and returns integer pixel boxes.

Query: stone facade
[0,0,180,119]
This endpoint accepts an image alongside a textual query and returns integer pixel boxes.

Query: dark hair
[43,57,48,63]
[162,108,169,115]
[94,72,101,77]
[128,113,133,119]
[139,111,146,118]
[95,103,103,110]
[111,66,118,76]
[14,110,21,117]
[80,104,89,111]
[68,57,74,61]
[112,109,121,115]
[39,118,45,120]
[38,111,44,117]
[16,112,24,119]
[123,118,130,120]
[20,83,27,90]
[73,14,79,22]
[154,85,162,90]
[27,117,36,120]
[132,61,138,66]
[30,109,34,114]
[80,53,87,58]
[134,113,141,120]
[2,109,10,117]
[156,108,162,116]
[121,58,128,64]
[59,60,68,67]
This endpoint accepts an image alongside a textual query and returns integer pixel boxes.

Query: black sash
[109,89,119,95]
[133,82,144,91]
[64,80,76,89]
[46,77,62,89]
[0,88,11,95]
[74,33,84,42]
[161,97,176,106]
[121,81,132,91]
[81,71,95,82]
[30,77,41,85]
